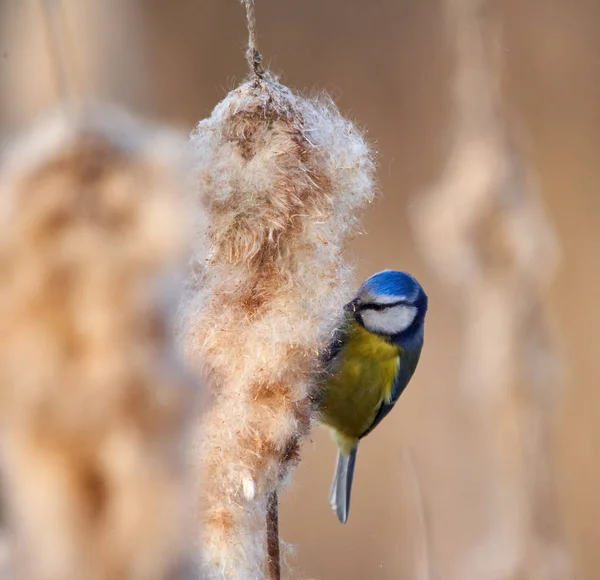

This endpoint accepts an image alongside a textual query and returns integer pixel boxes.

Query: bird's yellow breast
[319,321,400,454]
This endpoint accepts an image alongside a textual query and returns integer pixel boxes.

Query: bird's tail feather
[329,446,357,524]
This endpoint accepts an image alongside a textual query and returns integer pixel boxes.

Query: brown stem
[266,491,280,580]
[40,0,82,104]
[243,0,265,79]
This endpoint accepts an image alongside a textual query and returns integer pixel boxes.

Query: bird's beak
[344,299,358,313]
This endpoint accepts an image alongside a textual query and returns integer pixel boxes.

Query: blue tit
[318,269,428,523]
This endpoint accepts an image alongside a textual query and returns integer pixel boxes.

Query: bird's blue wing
[358,374,402,439]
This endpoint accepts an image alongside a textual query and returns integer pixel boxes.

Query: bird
[318,269,428,524]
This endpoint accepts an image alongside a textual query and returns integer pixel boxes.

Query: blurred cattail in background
[0,107,195,580]
[413,0,570,578]
[179,5,375,577]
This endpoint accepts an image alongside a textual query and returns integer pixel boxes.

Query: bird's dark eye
[362,303,387,311]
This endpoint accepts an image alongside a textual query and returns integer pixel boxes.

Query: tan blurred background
[1,1,599,579]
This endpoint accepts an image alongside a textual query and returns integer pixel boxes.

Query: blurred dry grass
[0,1,599,579]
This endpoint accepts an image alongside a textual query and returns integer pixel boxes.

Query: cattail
[0,107,194,580]
[182,70,374,578]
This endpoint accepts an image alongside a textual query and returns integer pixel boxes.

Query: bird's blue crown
[361,269,422,303]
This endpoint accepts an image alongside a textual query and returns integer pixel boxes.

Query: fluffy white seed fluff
[0,106,195,580]
[182,73,374,579]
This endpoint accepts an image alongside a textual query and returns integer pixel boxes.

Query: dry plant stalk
[182,71,374,578]
[0,529,9,580]
[413,0,570,579]
[0,107,194,580]
[40,0,82,105]
[401,449,436,580]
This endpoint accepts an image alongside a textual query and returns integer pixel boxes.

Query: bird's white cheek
[361,305,418,335]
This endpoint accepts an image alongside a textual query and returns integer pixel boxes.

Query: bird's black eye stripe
[360,300,408,311]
